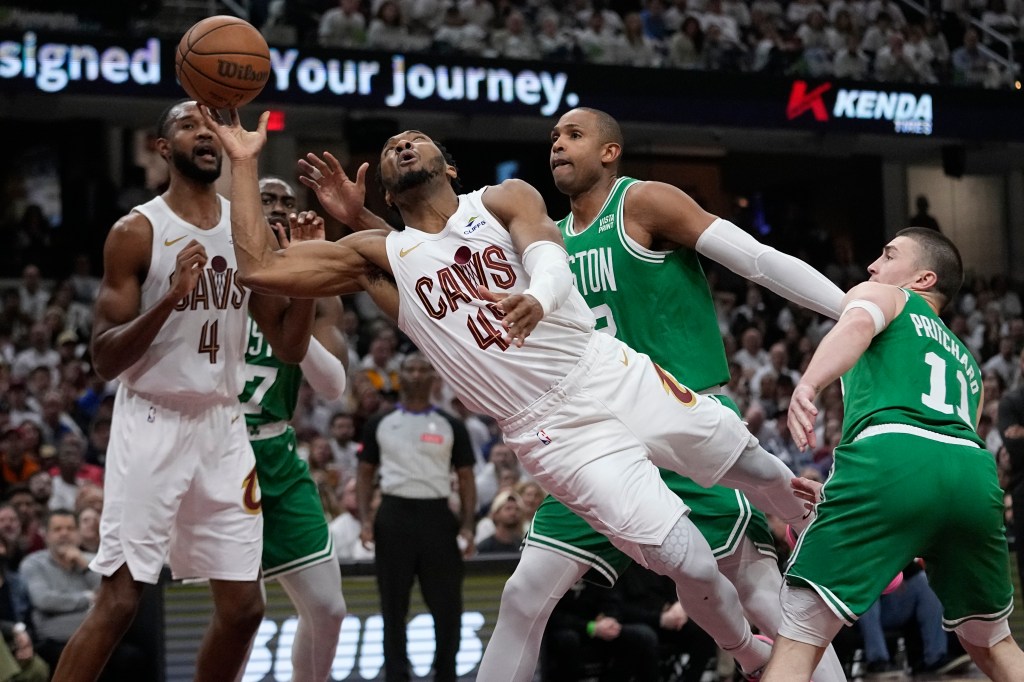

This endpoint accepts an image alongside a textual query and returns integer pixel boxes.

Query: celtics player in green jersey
[238,177,349,682]
[763,228,1024,681]
[477,107,847,682]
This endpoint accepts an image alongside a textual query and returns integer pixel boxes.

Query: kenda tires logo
[786,80,933,135]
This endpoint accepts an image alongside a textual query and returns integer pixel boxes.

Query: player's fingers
[255,110,270,135]
[271,222,289,248]
[197,104,217,127]
[297,175,318,191]
[305,153,330,176]
[324,151,346,177]
[477,285,503,303]
[229,108,241,127]
[355,162,369,188]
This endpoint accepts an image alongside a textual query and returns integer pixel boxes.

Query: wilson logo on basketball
[217,60,269,83]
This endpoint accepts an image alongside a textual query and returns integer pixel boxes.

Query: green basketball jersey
[557,177,729,390]
[239,316,303,427]
[840,290,984,447]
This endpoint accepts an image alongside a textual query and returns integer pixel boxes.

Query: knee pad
[955,617,1012,648]
[778,584,844,648]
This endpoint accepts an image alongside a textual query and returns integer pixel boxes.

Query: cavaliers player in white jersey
[203,107,817,677]
[51,101,315,682]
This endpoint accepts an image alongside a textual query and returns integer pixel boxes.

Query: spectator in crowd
[26,472,51,513]
[36,392,83,450]
[21,510,144,678]
[1,429,40,487]
[476,490,524,554]
[330,479,374,561]
[83,417,110,469]
[357,353,476,682]
[980,0,1018,40]
[998,381,1024,592]
[475,443,522,518]
[797,9,837,74]
[909,194,942,232]
[48,434,101,512]
[358,326,403,401]
[514,480,545,532]
[327,412,360,480]
[787,0,826,25]
[952,27,999,86]
[833,33,872,79]
[541,577,658,681]
[983,337,1019,388]
[77,507,99,555]
[491,10,541,59]
[667,15,704,67]
[366,0,417,51]
[576,11,626,63]
[458,0,495,31]
[857,562,972,676]
[734,326,771,378]
[4,489,43,567]
[318,0,368,47]
[11,326,58,384]
[616,564,719,682]
[874,32,920,81]
[861,11,896,54]
[0,506,24,572]
[16,268,48,325]
[0,541,49,681]
[904,23,939,82]
[537,11,579,60]
[433,5,489,55]
[67,255,100,305]
[618,11,663,65]
[642,0,671,40]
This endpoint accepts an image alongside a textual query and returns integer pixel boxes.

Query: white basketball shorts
[91,385,263,583]
[502,332,754,566]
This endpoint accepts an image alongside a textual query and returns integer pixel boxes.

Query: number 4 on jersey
[199,320,220,363]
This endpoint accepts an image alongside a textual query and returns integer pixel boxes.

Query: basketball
[175,16,271,109]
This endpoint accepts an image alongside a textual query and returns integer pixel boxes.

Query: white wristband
[299,336,347,400]
[521,240,572,316]
[843,299,887,336]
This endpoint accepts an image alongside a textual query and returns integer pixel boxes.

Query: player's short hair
[573,107,623,147]
[156,98,192,139]
[896,227,964,307]
[259,176,297,195]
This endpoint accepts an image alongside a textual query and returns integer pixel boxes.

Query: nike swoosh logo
[400,242,424,257]
[620,349,629,366]
[164,235,187,246]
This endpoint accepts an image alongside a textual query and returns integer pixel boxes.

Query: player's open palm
[198,106,268,162]
[169,240,208,300]
[298,152,369,227]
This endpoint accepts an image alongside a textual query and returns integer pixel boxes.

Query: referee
[357,352,477,682]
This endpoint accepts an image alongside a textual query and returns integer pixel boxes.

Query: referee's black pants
[374,495,464,682]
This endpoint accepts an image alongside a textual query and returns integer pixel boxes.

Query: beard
[172,148,222,184]
[391,156,446,194]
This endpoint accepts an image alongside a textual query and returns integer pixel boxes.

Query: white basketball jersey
[388,187,595,420]
[120,195,249,403]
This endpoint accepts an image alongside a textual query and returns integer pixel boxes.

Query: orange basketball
[175,15,270,109]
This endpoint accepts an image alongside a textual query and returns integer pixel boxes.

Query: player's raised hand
[299,152,369,226]
[169,240,208,300]
[198,106,269,162]
[477,286,544,348]
[274,210,326,248]
[787,382,819,451]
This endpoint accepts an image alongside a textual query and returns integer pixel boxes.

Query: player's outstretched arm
[91,214,207,380]
[788,282,904,449]
[299,152,393,233]
[630,182,845,319]
[200,106,380,299]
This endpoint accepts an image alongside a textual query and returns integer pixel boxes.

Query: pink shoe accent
[882,572,904,595]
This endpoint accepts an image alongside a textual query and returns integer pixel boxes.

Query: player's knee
[218,593,265,635]
[778,584,843,648]
[324,593,347,624]
[97,587,143,627]
[500,570,538,616]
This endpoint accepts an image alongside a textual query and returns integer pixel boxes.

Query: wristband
[586,620,597,637]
